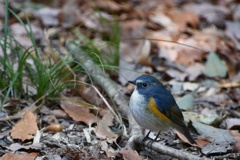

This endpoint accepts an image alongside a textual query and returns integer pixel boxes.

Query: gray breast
[129,90,171,132]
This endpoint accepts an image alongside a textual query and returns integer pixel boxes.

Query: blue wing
[146,84,196,144]
[150,87,196,144]
[151,87,184,123]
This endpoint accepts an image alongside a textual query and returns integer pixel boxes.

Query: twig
[143,139,210,160]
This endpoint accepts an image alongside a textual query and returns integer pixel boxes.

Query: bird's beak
[128,80,136,85]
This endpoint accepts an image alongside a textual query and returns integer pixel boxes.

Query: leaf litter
[1,0,240,159]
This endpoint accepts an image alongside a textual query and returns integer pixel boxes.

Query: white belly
[129,90,172,132]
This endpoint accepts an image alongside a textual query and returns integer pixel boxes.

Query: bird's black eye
[142,83,148,88]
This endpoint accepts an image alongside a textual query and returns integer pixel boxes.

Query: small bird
[129,75,196,144]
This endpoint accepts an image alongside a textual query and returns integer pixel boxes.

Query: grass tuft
[0,3,78,109]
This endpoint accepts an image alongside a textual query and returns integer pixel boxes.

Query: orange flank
[147,97,170,122]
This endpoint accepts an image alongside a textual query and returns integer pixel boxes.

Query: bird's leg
[141,130,153,150]
[154,131,160,141]
[142,130,154,150]
[142,130,151,142]
[145,131,161,153]
[148,131,160,147]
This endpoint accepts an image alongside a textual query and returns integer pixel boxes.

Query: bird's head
[128,75,163,95]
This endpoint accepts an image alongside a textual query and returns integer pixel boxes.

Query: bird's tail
[175,125,196,144]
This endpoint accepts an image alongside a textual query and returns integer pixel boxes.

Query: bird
[128,75,196,144]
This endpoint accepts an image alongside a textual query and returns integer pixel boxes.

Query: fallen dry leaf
[175,130,200,147]
[120,147,143,160]
[150,6,198,32]
[35,7,60,27]
[225,118,240,130]
[120,39,150,64]
[58,0,80,28]
[95,111,118,143]
[154,37,205,66]
[150,11,177,32]
[166,68,187,81]
[11,111,38,141]
[185,63,204,81]
[60,96,100,126]
[192,121,235,155]
[79,86,103,106]
[120,20,146,39]
[118,59,142,85]
[100,141,119,158]
[10,23,43,47]
[183,3,228,29]
[0,152,39,160]
[137,40,152,66]
[177,93,194,111]
[194,139,209,148]
[229,130,240,151]
[92,0,132,12]
[203,51,228,78]
[174,38,206,66]
[166,10,199,30]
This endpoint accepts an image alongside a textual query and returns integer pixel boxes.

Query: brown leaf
[137,40,152,66]
[58,0,79,27]
[166,10,199,30]
[120,40,151,66]
[120,147,143,160]
[120,20,146,38]
[194,139,209,148]
[183,3,228,29]
[164,40,205,66]
[150,7,198,32]
[0,152,39,160]
[95,111,118,143]
[229,130,240,151]
[79,87,103,106]
[92,0,131,12]
[11,111,38,141]
[175,130,199,146]
[60,96,100,125]
[150,10,177,32]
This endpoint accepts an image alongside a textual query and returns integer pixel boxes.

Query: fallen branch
[143,139,211,160]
